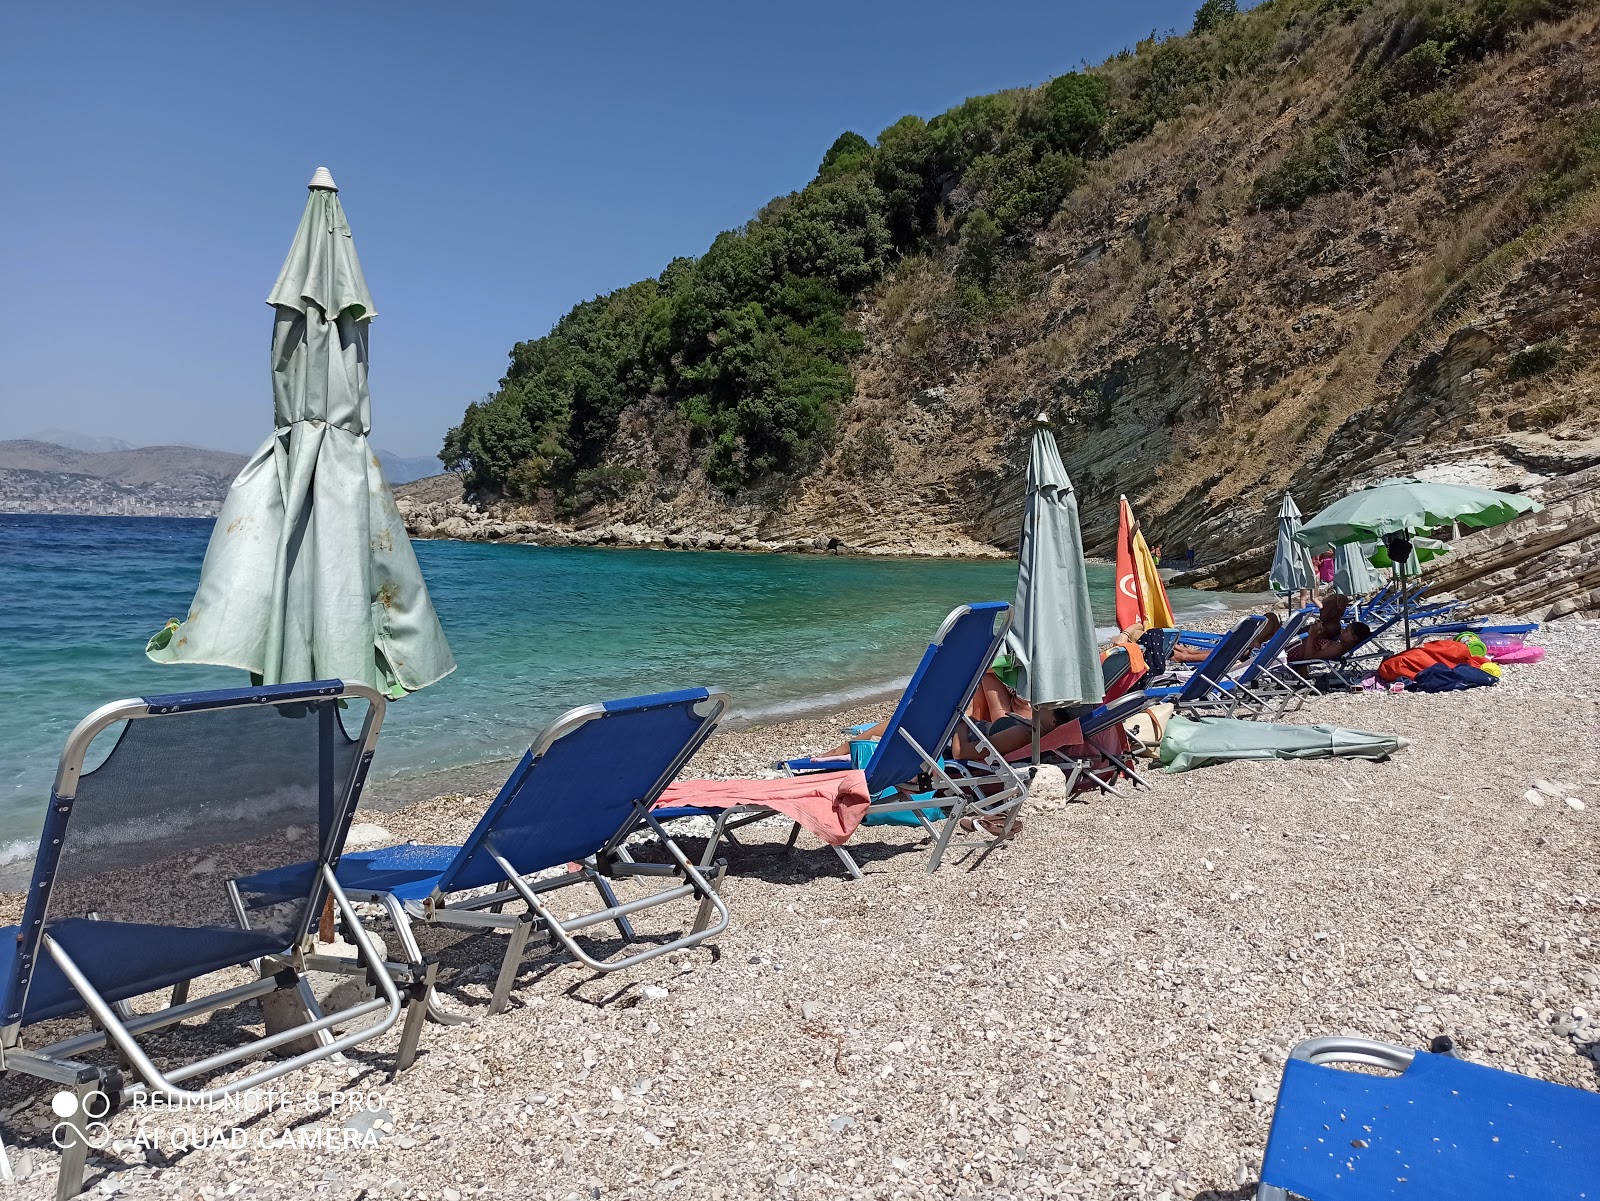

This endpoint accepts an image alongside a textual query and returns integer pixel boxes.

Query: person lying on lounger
[1286,594,1370,663]
[1169,610,1281,664]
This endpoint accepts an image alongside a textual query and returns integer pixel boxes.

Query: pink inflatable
[1489,643,1545,664]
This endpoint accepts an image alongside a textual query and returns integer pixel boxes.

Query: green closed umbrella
[1158,715,1408,774]
[1007,415,1103,763]
[1268,492,1317,603]
[148,168,455,697]
[1332,542,1380,597]
[1297,477,1540,648]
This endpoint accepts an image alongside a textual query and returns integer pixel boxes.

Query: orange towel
[655,770,872,846]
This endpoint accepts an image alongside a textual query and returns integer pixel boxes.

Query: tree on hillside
[1192,0,1238,34]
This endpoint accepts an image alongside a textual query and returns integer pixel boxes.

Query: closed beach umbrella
[148,168,455,697]
[1008,416,1104,721]
[1114,496,1175,632]
[1297,477,1540,647]
[1158,715,1408,774]
[1268,493,1317,598]
[1332,542,1380,597]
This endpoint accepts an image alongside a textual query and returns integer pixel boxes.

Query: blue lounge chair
[1142,615,1266,716]
[1259,1035,1600,1200]
[662,603,1027,879]
[1226,609,1317,716]
[0,681,428,1200]
[323,688,732,1022]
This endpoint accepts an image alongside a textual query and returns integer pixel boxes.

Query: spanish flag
[1115,496,1175,632]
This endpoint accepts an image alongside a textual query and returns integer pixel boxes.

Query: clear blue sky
[1,1,1201,458]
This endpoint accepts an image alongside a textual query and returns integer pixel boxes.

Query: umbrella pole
[1031,718,1041,771]
[1398,557,1412,650]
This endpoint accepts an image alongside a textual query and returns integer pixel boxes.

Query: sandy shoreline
[1,614,1596,1200]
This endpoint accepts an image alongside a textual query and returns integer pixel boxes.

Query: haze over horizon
[2,1,1203,459]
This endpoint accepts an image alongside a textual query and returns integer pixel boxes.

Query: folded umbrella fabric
[1158,715,1407,774]
[655,770,872,846]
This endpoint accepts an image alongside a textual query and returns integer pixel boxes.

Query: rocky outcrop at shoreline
[393,482,1008,560]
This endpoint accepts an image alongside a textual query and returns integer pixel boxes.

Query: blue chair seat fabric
[0,919,289,1025]
[1263,1051,1600,1200]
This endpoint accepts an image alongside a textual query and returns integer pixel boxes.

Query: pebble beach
[0,618,1596,1201]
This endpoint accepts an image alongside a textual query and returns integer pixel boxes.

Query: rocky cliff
[422,1,1600,613]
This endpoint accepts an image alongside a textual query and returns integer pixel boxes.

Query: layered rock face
[1424,462,1600,620]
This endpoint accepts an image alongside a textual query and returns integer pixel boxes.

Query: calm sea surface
[0,514,1247,857]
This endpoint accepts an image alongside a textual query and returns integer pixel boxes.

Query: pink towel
[655,770,872,846]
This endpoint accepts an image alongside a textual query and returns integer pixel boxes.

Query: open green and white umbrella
[1296,477,1538,546]
[1297,476,1540,647]
[1007,415,1103,763]
[148,168,455,697]
[1268,492,1317,600]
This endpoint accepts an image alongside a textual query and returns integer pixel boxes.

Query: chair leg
[51,1074,104,1201]
[691,861,727,934]
[488,914,535,1016]
[829,843,865,881]
[588,869,637,943]
[391,959,436,1076]
[784,821,802,849]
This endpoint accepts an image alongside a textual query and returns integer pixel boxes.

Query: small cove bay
[0,514,1253,857]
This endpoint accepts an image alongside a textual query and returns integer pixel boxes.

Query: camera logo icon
[50,1090,112,1151]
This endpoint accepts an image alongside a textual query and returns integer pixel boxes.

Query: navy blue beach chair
[661,603,1027,879]
[1226,609,1317,716]
[317,688,732,1022]
[0,681,429,1200]
[1259,1035,1600,1200]
[1143,615,1266,716]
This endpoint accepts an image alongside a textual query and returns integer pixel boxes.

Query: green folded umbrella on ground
[1158,715,1408,774]
[148,168,455,698]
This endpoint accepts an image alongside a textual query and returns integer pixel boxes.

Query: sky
[0,1,1204,459]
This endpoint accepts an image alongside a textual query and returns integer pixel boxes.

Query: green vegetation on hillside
[443,0,1587,502]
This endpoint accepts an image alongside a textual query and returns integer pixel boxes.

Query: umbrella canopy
[1115,496,1175,632]
[148,168,455,698]
[1368,535,1449,571]
[1158,715,1408,774]
[1332,541,1380,596]
[1268,492,1317,594]
[1007,417,1104,708]
[1296,477,1539,547]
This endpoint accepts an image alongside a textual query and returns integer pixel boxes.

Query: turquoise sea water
[0,514,1246,857]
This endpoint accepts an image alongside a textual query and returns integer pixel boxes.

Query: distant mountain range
[0,437,446,517]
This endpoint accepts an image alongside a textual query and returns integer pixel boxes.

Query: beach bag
[1456,631,1487,657]
[1123,702,1175,755]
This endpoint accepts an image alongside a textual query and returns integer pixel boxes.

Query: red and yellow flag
[1115,497,1175,632]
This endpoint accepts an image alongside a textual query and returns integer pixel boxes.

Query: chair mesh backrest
[440,688,723,894]
[1177,615,1263,701]
[864,603,1009,791]
[4,686,375,1022]
[1234,610,1310,685]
